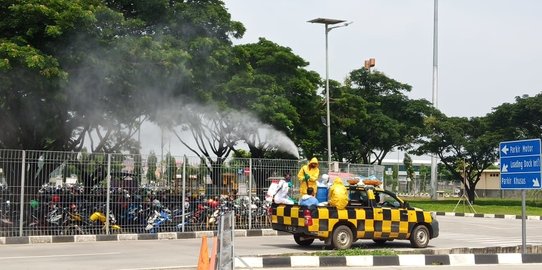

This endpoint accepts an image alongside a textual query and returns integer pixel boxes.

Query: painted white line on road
[117,266,195,270]
[0,252,121,260]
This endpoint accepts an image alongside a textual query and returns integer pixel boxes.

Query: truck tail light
[304,209,313,226]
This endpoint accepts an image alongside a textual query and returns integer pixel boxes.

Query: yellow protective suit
[328,177,348,210]
[297,157,320,196]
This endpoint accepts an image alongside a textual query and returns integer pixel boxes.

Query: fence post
[248,158,252,230]
[181,155,186,232]
[105,153,111,235]
[18,150,26,237]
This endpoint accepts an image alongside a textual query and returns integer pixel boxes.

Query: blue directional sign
[500,139,542,190]
[500,155,541,174]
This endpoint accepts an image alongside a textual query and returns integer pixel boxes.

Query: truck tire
[294,234,314,246]
[410,225,430,248]
[331,225,353,250]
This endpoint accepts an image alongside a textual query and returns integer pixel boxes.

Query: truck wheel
[332,225,353,250]
[410,225,430,248]
[294,234,314,246]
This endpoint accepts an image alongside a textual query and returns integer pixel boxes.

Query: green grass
[312,248,397,256]
[406,197,542,216]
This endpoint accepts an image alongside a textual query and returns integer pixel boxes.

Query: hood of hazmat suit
[328,177,348,210]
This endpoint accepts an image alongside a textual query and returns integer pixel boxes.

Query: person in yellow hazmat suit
[297,157,320,196]
[328,177,348,210]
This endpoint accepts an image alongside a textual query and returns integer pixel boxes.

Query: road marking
[118,267,196,270]
[438,232,542,246]
[0,252,121,260]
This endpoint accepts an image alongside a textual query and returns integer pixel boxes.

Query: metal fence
[0,150,384,237]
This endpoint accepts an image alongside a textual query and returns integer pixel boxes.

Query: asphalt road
[1,216,541,270]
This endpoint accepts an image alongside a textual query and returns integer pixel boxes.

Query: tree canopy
[0,0,245,153]
[413,114,501,203]
[333,68,435,164]
[222,38,322,158]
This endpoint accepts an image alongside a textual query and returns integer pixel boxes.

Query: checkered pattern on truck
[271,204,433,239]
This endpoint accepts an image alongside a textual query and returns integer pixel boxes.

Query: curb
[0,229,290,245]
[233,253,542,268]
[1,212,540,245]
[435,212,542,220]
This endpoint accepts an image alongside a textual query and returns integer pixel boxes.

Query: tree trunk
[248,145,267,199]
[466,184,476,204]
[209,159,223,197]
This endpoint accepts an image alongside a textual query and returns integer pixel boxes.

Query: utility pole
[430,0,439,200]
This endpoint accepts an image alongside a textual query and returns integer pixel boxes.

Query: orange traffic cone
[197,236,209,270]
[208,237,218,270]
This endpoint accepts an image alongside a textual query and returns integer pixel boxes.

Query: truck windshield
[376,191,401,208]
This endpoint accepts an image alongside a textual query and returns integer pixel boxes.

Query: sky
[223,0,542,118]
[139,0,542,158]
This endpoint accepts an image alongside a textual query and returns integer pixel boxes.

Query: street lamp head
[329,21,353,31]
[308,18,346,25]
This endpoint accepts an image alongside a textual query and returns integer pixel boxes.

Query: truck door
[374,190,409,238]
[351,189,374,238]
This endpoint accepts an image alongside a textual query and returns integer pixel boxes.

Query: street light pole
[430,0,439,200]
[324,22,332,172]
[309,18,352,172]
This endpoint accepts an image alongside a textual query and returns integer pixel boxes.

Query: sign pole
[521,189,526,254]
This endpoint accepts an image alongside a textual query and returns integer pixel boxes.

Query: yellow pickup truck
[270,184,439,249]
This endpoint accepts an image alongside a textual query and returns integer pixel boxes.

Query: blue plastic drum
[316,186,328,203]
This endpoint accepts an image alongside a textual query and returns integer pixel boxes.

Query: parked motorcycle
[0,200,15,236]
[144,200,172,233]
[62,203,86,235]
[208,199,234,226]
[89,205,122,234]
[189,197,218,230]
[169,198,192,231]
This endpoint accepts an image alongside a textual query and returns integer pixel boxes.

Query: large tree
[333,68,435,164]
[221,38,322,158]
[166,38,323,190]
[487,93,542,140]
[414,115,501,203]
[169,104,237,183]
[1,0,245,153]
[176,38,321,198]
[1,0,99,150]
[74,0,245,153]
[0,0,245,193]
